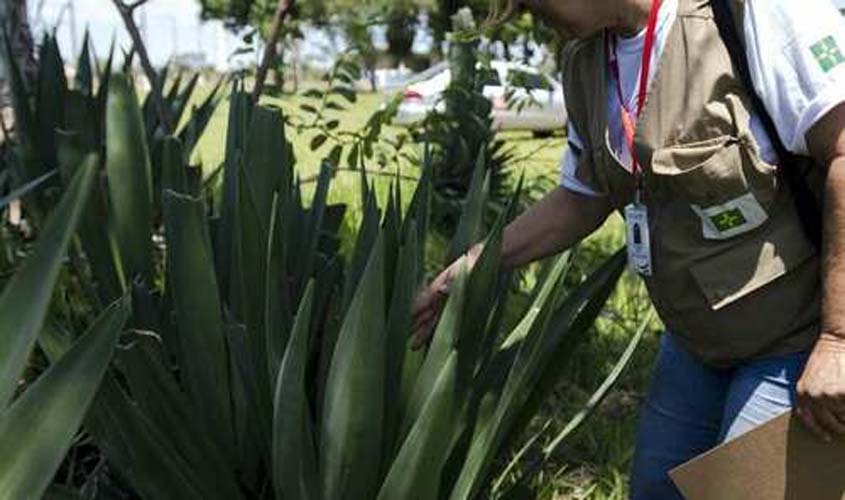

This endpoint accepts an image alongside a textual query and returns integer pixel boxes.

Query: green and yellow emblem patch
[710,208,747,233]
[811,36,845,73]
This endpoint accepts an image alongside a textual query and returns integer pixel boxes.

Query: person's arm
[410,186,612,347]
[501,185,613,269]
[797,102,845,441]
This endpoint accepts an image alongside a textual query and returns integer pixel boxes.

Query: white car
[392,61,568,136]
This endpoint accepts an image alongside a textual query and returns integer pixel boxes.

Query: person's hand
[410,245,483,349]
[410,265,454,349]
[796,333,845,442]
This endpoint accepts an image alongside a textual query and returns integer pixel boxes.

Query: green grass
[191,86,659,499]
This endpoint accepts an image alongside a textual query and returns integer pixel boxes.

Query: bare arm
[796,102,845,440]
[410,186,612,346]
[500,185,613,270]
[812,104,845,344]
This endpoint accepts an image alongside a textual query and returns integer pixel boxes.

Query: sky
[29,0,341,71]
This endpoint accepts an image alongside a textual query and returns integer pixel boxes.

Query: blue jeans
[630,333,810,500]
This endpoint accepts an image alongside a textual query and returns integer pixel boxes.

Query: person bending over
[412,0,845,498]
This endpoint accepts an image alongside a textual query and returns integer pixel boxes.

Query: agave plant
[0,32,639,500]
[1,33,221,237]
[0,156,130,500]
[73,81,625,500]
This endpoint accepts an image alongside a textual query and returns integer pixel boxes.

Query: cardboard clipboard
[670,411,845,499]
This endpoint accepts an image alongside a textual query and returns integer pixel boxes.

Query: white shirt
[560,0,845,196]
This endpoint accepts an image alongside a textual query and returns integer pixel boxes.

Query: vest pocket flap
[689,224,816,311]
[652,135,735,175]
[651,136,750,203]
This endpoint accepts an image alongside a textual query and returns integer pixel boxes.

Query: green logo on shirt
[710,208,747,233]
[811,36,845,73]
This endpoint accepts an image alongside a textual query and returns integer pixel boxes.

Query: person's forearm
[822,157,845,338]
[496,186,611,271]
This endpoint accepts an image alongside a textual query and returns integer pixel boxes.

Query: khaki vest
[562,0,823,366]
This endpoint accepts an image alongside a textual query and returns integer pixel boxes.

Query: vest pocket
[651,135,778,240]
[688,218,816,311]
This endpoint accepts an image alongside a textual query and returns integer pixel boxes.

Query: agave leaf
[75,30,93,95]
[265,192,292,381]
[319,203,346,257]
[106,73,154,284]
[64,150,121,302]
[377,352,462,500]
[226,324,265,487]
[382,188,401,300]
[161,136,188,194]
[400,261,470,442]
[542,309,652,457]
[455,209,505,383]
[44,484,80,500]
[382,224,420,463]
[233,161,274,446]
[0,298,129,500]
[523,249,628,413]
[314,258,345,427]
[447,149,490,263]
[491,419,552,495]
[163,189,235,463]
[142,65,172,137]
[501,249,627,483]
[297,162,332,297]
[321,233,386,500]
[0,157,95,407]
[448,252,571,500]
[61,91,100,163]
[178,77,225,157]
[172,73,200,126]
[116,332,243,499]
[272,281,319,500]
[398,339,425,435]
[342,186,380,310]
[95,39,115,115]
[404,152,431,272]
[164,67,181,103]
[242,105,289,231]
[86,373,208,500]
[492,306,651,497]
[35,36,67,181]
[216,86,251,300]
[0,169,57,211]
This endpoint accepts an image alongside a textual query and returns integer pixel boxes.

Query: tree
[201,0,422,74]
[384,0,418,67]
[429,0,492,52]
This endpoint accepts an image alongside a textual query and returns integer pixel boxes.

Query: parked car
[391,60,568,136]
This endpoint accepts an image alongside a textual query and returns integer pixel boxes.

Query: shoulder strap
[711,0,823,250]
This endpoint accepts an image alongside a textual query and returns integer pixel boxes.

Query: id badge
[625,203,653,276]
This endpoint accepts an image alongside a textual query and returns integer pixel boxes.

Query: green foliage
[409,8,515,234]
[0,158,97,406]
[0,299,129,500]
[0,160,130,499]
[0,34,641,500]
[292,55,411,171]
[106,74,154,284]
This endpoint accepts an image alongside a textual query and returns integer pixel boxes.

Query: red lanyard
[607,0,662,191]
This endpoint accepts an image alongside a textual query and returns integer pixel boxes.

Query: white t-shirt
[560,0,845,196]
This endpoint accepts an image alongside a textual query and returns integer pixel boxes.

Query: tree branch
[252,0,296,103]
[111,0,174,133]
[128,0,150,11]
